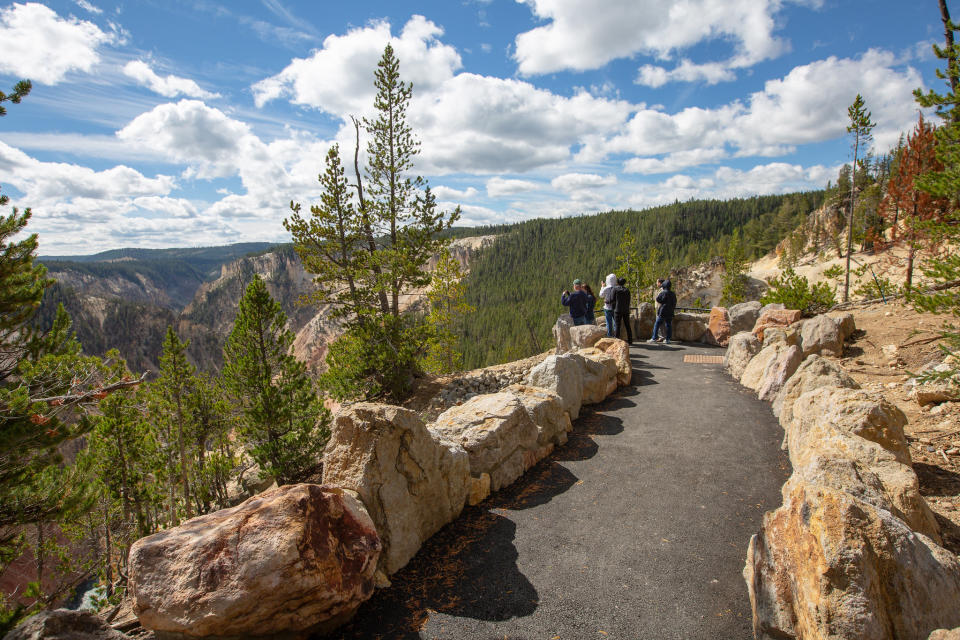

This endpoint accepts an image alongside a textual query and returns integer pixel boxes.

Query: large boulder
[773,355,860,423]
[752,308,802,342]
[705,306,731,347]
[570,324,607,350]
[322,403,469,575]
[579,351,619,404]
[672,312,708,343]
[756,345,802,403]
[786,387,940,540]
[758,302,785,316]
[740,343,783,391]
[728,300,762,334]
[800,314,843,358]
[930,630,960,640]
[128,484,381,639]
[552,315,574,354]
[525,353,585,419]
[506,383,573,448]
[827,311,857,342]
[744,479,960,640]
[595,337,632,386]
[633,302,656,339]
[761,325,800,348]
[431,392,540,492]
[3,610,129,640]
[724,332,762,380]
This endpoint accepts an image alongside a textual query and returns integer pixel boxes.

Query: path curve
[328,343,789,640]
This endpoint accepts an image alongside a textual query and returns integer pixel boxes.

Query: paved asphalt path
[328,343,790,640]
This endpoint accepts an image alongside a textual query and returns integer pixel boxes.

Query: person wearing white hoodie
[599,273,617,337]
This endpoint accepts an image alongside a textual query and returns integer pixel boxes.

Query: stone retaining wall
[724,309,960,640]
[123,337,632,639]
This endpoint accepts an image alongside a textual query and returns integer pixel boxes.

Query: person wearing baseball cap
[561,278,592,326]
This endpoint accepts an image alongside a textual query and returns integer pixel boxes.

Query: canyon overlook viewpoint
[3,1,960,638]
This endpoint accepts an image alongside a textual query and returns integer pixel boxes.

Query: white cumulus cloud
[514,0,791,76]
[123,60,220,100]
[0,2,115,84]
[550,173,617,191]
[252,15,461,113]
[486,177,540,197]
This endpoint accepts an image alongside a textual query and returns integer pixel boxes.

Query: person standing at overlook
[599,273,617,336]
[613,277,633,344]
[562,279,591,326]
[648,279,677,345]
[582,283,597,322]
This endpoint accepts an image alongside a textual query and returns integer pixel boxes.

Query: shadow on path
[324,395,637,639]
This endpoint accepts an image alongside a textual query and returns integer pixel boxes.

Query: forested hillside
[458,191,825,367]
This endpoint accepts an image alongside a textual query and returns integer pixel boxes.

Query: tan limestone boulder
[553,315,574,354]
[724,331,761,380]
[705,306,731,347]
[745,478,960,640]
[570,324,606,350]
[761,325,800,348]
[728,300,762,334]
[910,380,958,406]
[322,403,469,575]
[752,308,802,342]
[579,351,619,403]
[786,387,940,540]
[930,629,960,640]
[800,313,843,358]
[634,302,655,339]
[773,354,859,423]
[672,312,707,342]
[757,345,802,403]
[128,484,381,639]
[431,392,540,492]
[525,353,585,419]
[3,610,129,640]
[827,310,857,342]
[594,337,632,386]
[467,473,491,506]
[740,343,782,391]
[506,384,573,448]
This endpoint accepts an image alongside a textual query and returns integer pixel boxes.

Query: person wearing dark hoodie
[647,279,677,344]
[613,277,633,344]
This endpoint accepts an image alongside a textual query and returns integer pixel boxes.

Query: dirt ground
[840,299,960,554]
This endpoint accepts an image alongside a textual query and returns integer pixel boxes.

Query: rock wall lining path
[119,336,631,639]
[724,309,960,640]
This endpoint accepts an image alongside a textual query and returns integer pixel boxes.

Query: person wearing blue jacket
[647,279,677,344]
[562,279,592,326]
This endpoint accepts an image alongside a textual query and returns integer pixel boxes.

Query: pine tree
[425,249,474,374]
[287,44,460,400]
[222,276,329,485]
[720,230,749,305]
[844,95,876,301]
[908,0,960,395]
[879,114,950,291]
[146,327,197,526]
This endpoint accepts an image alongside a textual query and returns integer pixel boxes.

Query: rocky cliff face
[41,237,497,376]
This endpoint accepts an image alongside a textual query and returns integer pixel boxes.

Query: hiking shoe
[646,338,657,343]
[664,339,671,344]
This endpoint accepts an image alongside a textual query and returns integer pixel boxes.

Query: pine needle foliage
[222,276,329,485]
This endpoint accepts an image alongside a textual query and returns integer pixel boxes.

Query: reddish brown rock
[594,337,632,386]
[745,479,960,640]
[752,308,803,342]
[705,306,731,347]
[128,484,381,639]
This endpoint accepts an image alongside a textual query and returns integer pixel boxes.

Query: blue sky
[0,0,947,254]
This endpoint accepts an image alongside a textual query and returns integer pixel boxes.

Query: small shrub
[854,276,900,301]
[761,267,836,316]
